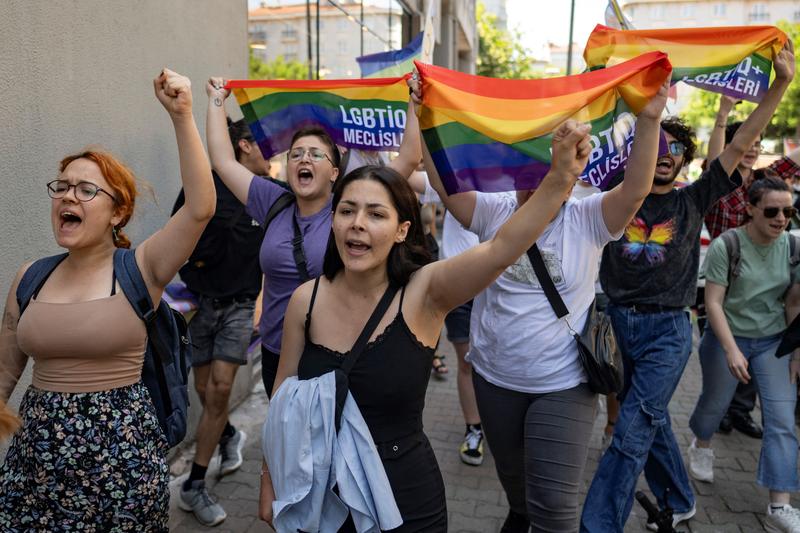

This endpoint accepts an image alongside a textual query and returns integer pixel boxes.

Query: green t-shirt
[704,228,799,338]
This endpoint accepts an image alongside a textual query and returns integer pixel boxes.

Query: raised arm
[388,96,423,179]
[206,78,254,204]
[407,76,478,228]
[718,41,795,175]
[138,69,215,294]
[0,264,31,403]
[601,79,669,235]
[706,96,737,163]
[423,120,592,313]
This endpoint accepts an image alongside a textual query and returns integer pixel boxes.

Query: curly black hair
[660,116,696,168]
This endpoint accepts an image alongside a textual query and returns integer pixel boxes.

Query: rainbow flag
[584,25,787,102]
[357,33,423,78]
[227,77,410,159]
[415,52,672,193]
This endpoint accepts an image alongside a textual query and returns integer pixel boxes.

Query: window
[337,18,347,30]
[749,3,769,22]
[650,5,664,19]
[338,40,347,55]
[794,9,800,21]
[281,24,298,40]
[713,3,726,17]
[680,4,694,18]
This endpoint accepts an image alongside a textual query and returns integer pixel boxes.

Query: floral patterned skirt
[0,382,169,532]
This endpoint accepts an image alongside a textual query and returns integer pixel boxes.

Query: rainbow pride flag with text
[415,52,672,193]
[227,77,410,159]
[584,25,787,102]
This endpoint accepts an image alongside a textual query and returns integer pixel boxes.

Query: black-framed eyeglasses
[668,141,686,156]
[288,147,333,164]
[47,180,117,203]
[751,205,797,219]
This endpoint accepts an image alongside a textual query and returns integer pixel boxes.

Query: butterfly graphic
[621,217,674,265]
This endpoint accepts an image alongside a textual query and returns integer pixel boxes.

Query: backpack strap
[790,234,800,268]
[719,229,742,291]
[263,193,295,232]
[16,253,69,315]
[112,248,174,411]
[527,244,569,319]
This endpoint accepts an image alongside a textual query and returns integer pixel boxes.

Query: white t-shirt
[466,191,620,394]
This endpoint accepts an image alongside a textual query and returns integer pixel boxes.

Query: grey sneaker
[178,481,227,527]
[219,429,247,477]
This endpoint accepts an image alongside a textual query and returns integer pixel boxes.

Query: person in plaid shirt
[705,96,800,239]
[701,95,800,444]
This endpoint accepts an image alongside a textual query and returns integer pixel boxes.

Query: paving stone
[170,323,776,532]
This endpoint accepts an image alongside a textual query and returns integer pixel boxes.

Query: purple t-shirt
[246,177,332,353]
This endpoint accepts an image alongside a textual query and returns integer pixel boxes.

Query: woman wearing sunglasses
[205,78,421,398]
[687,176,800,530]
[0,69,214,530]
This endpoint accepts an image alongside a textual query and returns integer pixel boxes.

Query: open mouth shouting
[345,238,371,256]
[297,167,314,188]
[59,209,83,232]
[655,156,675,179]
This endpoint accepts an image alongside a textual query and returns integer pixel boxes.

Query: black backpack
[16,248,191,448]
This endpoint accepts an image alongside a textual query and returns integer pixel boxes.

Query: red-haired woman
[0,69,215,531]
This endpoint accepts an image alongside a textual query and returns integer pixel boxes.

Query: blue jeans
[581,305,695,533]
[689,328,798,492]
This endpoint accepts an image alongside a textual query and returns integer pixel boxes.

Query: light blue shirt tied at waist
[263,372,403,533]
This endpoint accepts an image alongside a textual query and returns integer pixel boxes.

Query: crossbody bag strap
[526,243,569,319]
[340,284,399,376]
[291,214,311,283]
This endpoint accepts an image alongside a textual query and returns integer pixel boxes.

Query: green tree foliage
[249,51,309,80]
[682,20,800,140]
[476,2,538,79]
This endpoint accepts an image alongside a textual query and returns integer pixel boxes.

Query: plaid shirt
[704,156,800,239]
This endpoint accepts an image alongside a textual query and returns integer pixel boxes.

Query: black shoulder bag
[527,244,623,395]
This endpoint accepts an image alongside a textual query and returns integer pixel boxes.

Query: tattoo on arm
[214,97,222,107]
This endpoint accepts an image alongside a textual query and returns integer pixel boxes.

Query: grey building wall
[0,0,249,455]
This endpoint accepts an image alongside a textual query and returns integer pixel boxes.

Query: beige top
[17,292,147,393]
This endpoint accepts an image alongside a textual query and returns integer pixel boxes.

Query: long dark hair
[322,165,431,286]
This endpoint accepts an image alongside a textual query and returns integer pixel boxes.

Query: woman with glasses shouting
[0,69,215,530]
[205,77,421,397]
[687,176,800,530]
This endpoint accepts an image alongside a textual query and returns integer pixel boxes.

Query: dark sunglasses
[668,141,686,156]
[752,205,797,219]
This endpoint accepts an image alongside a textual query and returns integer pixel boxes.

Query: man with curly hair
[581,39,794,532]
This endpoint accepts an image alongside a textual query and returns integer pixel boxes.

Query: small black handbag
[527,244,623,395]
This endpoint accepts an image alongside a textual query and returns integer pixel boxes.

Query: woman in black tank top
[259,120,594,531]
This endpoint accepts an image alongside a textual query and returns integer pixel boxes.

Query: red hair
[59,150,138,249]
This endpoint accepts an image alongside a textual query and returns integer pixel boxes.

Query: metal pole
[306,0,313,80]
[566,0,575,75]
[360,0,364,56]
[316,0,321,79]
[388,0,392,48]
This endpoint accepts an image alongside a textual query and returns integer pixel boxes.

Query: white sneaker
[687,438,714,483]
[765,504,800,532]
[645,504,696,531]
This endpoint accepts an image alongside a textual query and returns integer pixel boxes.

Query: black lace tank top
[297,278,435,444]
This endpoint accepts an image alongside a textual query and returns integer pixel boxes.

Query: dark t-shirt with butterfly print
[600,158,742,308]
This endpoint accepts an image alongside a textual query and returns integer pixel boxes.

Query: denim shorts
[444,300,473,343]
[189,295,256,366]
